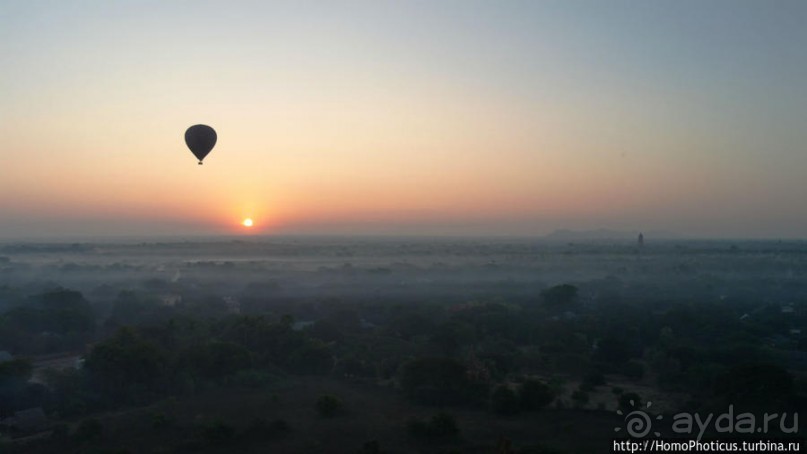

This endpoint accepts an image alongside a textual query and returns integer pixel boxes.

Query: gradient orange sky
[2,1,806,238]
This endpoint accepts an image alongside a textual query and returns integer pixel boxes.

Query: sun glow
[242,218,253,228]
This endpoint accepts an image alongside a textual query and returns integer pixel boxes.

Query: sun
[242,218,254,228]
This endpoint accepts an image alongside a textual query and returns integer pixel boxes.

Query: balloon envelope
[184,124,217,164]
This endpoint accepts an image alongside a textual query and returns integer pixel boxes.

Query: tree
[42,368,92,417]
[0,358,32,382]
[84,327,167,400]
[183,341,252,380]
[37,289,95,335]
[0,358,35,416]
[287,340,334,375]
[0,289,94,354]
[108,290,164,326]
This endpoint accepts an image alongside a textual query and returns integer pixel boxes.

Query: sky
[1,0,806,239]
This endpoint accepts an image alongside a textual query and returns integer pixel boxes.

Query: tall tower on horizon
[638,233,645,249]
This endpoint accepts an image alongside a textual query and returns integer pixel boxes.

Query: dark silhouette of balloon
[184,124,217,165]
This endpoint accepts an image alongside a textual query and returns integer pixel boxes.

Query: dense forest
[1,238,805,452]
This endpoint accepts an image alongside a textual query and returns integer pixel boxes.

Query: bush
[491,385,520,415]
[316,394,343,418]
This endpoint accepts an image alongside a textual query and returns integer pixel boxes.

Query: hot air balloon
[184,124,217,165]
